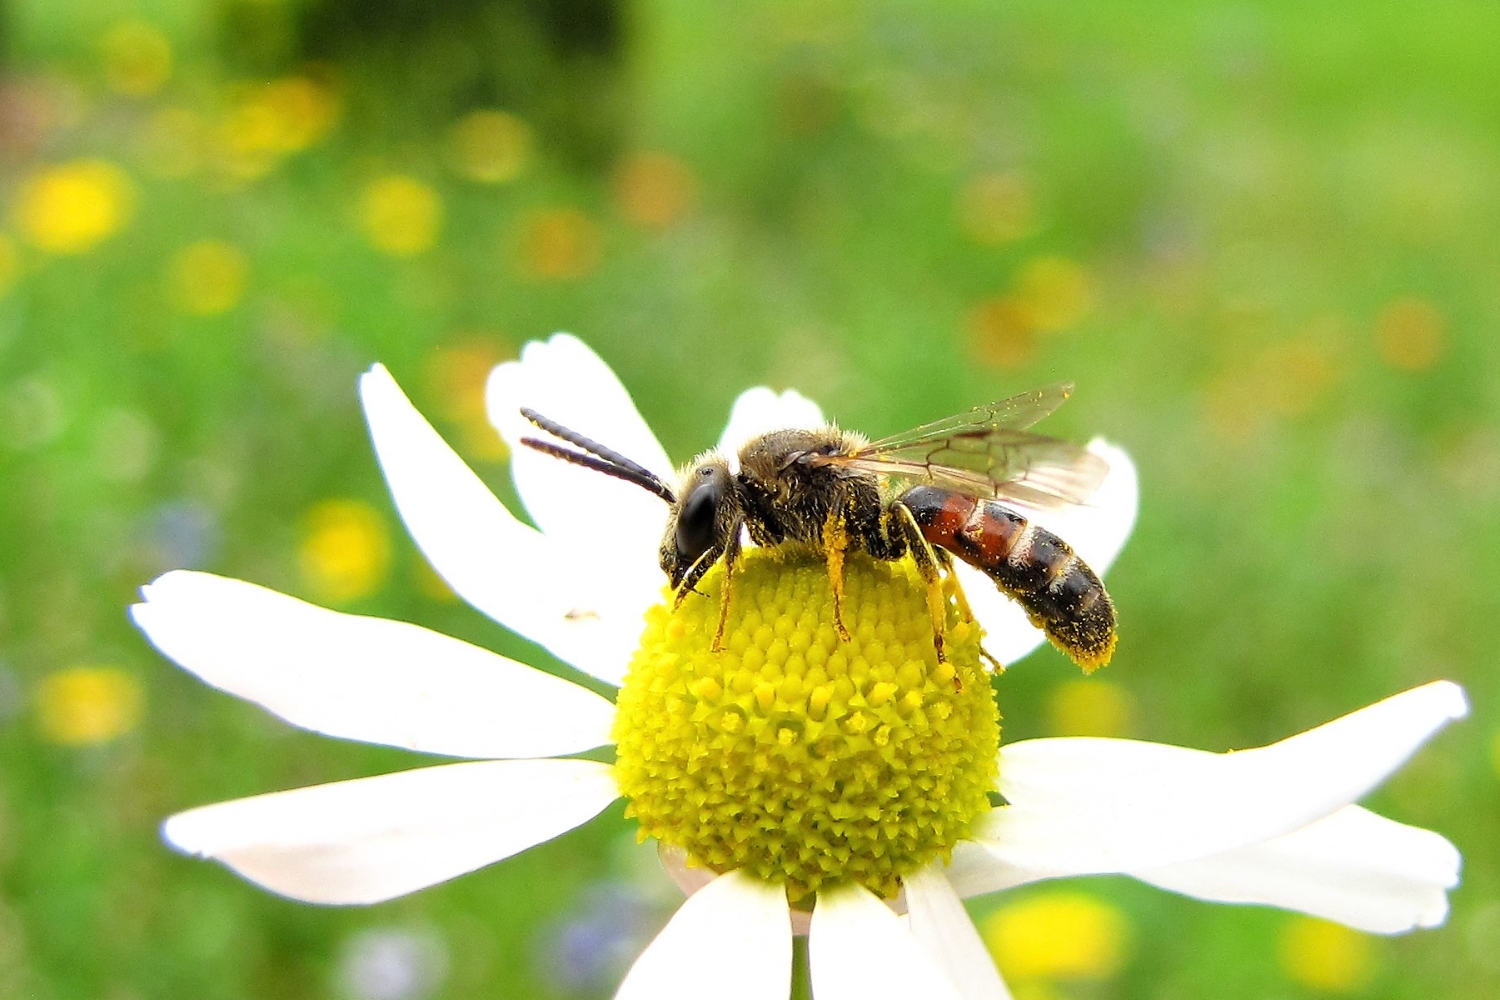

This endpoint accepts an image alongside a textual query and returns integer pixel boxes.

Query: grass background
[0,0,1497,997]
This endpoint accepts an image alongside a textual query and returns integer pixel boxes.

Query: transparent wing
[863,383,1076,449]
[814,384,1107,508]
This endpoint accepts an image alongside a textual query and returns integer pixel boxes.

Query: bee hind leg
[931,548,1003,671]
[890,503,948,667]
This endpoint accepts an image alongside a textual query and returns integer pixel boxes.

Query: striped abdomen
[899,485,1116,671]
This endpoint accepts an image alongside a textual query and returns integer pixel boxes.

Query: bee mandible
[519,383,1116,671]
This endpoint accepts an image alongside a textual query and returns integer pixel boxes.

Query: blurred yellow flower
[299,499,391,602]
[446,109,532,183]
[36,667,144,746]
[1279,916,1376,991]
[361,176,443,256]
[1263,338,1343,416]
[1047,678,1135,737]
[957,172,1033,245]
[519,207,603,279]
[167,240,249,316]
[100,21,172,96]
[982,891,1130,981]
[967,295,1035,369]
[1375,297,1446,372]
[13,160,136,255]
[423,341,512,462]
[614,152,697,229]
[220,77,339,179]
[1205,336,1344,441]
[0,233,19,296]
[1014,256,1093,332]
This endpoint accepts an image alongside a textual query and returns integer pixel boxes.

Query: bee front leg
[712,529,742,653]
[673,543,725,610]
[822,505,852,642]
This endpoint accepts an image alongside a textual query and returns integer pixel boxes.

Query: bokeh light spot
[614,152,697,229]
[1205,336,1344,441]
[219,77,339,179]
[299,499,392,602]
[1014,256,1093,333]
[958,172,1033,245]
[1,376,66,451]
[336,926,448,1000]
[14,160,135,254]
[100,21,172,96]
[423,340,512,462]
[982,891,1130,981]
[94,408,159,484]
[1047,678,1135,737]
[446,110,532,184]
[1279,916,1376,991]
[1375,297,1446,372]
[35,667,144,746]
[967,296,1035,369]
[519,208,602,279]
[167,240,249,316]
[361,176,443,257]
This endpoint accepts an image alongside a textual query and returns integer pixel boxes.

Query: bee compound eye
[675,479,722,560]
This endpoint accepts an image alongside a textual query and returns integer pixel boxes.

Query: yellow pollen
[612,550,999,905]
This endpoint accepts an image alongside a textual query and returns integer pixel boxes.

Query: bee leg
[822,506,852,641]
[673,543,725,611]
[978,646,1005,673]
[711,530,742,653]
[932,548,977,622]
[931,547,1005,672]
[890,503,948,668]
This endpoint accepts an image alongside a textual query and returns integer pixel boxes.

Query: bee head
[662,456,736,588]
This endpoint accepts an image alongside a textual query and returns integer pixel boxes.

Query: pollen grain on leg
[611,549,1000,905]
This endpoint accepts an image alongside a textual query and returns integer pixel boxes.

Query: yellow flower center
[612,549,999,905]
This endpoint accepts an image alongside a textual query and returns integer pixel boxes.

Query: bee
[518,383,1116,671]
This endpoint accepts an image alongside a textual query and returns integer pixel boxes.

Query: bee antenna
[518,409,676,504]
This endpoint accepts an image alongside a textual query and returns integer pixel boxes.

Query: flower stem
[790,934,812,1000]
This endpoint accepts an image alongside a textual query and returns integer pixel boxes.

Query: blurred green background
[1,0,1496,997]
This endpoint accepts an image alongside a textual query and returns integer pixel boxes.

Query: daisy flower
[133,334,1466,999]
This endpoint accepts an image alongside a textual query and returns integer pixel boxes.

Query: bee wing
[814,384,1107,508]
[861,382,1077,448]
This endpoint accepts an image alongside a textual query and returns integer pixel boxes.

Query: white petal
[810,882,964,1000]
[973,682,1467,884]
[487,334,672,579]
[132,571,616,759]
[615,870,791,1000]
[360,362,648,685]
[657,842,718,898]
[1132,804,1461,934]
[716,387,827,460]
[942,841,1025,902]
[960,439,1138,667]
[164,759,619,904]
[905,866,1013,1000]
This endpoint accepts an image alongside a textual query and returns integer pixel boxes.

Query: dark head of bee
[661,458,736,590]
